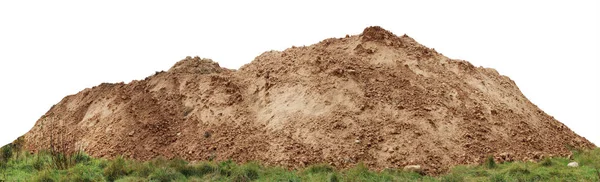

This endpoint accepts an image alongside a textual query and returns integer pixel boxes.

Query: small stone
[355,140,360,143]
[128,131,135,136]
[344,157,352,163]
[567,162,579,167]
[177,132,181,136]
[403,165,422,173]
[499,152,514,162]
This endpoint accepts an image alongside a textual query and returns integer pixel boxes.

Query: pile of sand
[23,26,594,174]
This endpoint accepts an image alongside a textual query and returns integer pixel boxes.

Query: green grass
[0,144,599,181]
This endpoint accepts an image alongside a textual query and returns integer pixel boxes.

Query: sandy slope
[23,26,594,174]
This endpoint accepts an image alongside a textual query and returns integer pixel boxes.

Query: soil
[22,26,595,175]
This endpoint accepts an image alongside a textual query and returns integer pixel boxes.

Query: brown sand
[23,26,595,174]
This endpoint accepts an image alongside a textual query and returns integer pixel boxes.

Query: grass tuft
[33,155,47,171]
[540,157,553,167]
[187,162,217,178]
[217,160,235,177]
[32,170,56,182]
[72,151,91,164]
[485,156,497,169]
[489,173,506,182]
[148,167,185,182]
[131,161,154,177]
[1,145,13,162]
[103,156,130,181]
[507,166,530,175]
[441,173,464,182]
[235,163,260,181]
[62,164,104,182]
[305,164,335,174]
[328,173,340,182]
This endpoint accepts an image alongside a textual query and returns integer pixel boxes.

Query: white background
[1,1,598,147]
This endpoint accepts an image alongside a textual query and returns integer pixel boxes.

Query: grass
[485,156,497,169]
[0,144,599,181]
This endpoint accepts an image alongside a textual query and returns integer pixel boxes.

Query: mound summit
[23,26,594,174]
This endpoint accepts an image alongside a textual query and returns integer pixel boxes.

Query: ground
[1,144,599,181]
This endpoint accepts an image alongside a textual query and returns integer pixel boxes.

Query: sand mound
[23,26,594,174]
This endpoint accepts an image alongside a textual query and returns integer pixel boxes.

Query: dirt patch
[23,26,595,175]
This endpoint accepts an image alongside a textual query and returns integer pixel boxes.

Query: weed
[0,160,7,181]
[62,164,103,182]
[148,167,185,182]
[489,173,506,182]
[244,167,259,180]
[114,176,146,182]
[17,151,32,164]
[131,161,154,177]
[104,156,130,181]
[485,156,497,169]
[574,148,600,168]
[0,145,12,161]
[507,166,530,175]
[344,163,379,181]
[168,157,188,169]
[41,117,90,170]
[218,160,235,177]
[73,151,91,164]
[441,173,464,182]
[10,137,25,161]
[97,159,109,169]
[305,164,335,174]
[33,155,46,171]
[540,157,553,167]
[198,163,217,176]
[150,157,169,168]
[208,153,216,161]
[328,173,340,182]
[470,169,489,177]
[231,175,250,182]
[49,153,71,170]
[231,163,260,182]
[505,165,534,181]
[175,165,195,177]
[169,157,196,177]
[32,170,55,182]
[181,162,215,178]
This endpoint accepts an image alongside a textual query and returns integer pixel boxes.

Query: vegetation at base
[484,156,497,169]
[0,143,599,181]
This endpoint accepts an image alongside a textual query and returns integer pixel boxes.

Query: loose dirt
[23,26,595,174]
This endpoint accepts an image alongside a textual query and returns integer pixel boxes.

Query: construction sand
[23,26,594,174]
